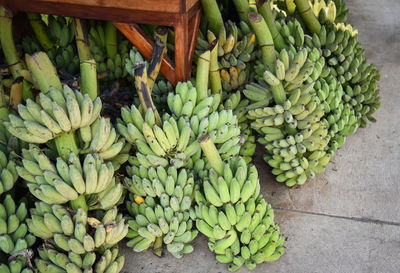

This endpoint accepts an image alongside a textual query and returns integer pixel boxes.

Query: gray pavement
[120,0,400,272]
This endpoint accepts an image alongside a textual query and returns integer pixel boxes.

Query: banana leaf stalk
[208,39,222,94]
[25,52,62,93]
[196,48,211,102]
[0,6,26,78]
[147,31,167,93]
[294,0,321,33]
[248,12,275,70]
[198,134,224,176]
[26,13,55,53]
[74,18,98,100]
[133,62,161,126]
[233,0,250,25]
[105,21,117,59]
[257,0,288,51]
[200,0,224,35]
[249,12,287,105]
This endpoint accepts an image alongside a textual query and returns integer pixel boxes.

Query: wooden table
[1,0,202,85]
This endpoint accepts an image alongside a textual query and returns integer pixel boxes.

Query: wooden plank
[114,22,177,85]
[4,1,181,25]
[174,14,189,81]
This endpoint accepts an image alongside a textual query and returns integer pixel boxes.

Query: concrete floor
[120,0,400,272]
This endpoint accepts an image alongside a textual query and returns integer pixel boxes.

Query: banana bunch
[21,36,42,55]
[274,17,306,48]
[35,245,124,273]
[5,85,102,143]
[117,104,199,169]
[125,47,147,78]
[305,23,381,127]
[78,117,129,167]
[197,21,256,91]
[220,91,256,164]
[28,204,128,253]
[0,148,18,196]
[125,165,198,257]
[47,44,80,75]
[166,81,242,162]
[195,156,284,271]
[151,79,174,112]
[16,144,122,209]
[89,22,130,81]
[308,0,349,24]
[0,195,36,257]
[0,256,34,273]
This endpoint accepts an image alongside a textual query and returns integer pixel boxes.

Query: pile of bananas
[5,86,101,143]
[89,22,130,82]
[35,245,124,273]
[219,91,256,164]
[28,204,127,253]
[0,195,36,273]
[0,139,18,195]
[125,166,198,257]
[16,144,122,209]
[195,156,284,271]
[196,21,257,91]
[22,15,80,74]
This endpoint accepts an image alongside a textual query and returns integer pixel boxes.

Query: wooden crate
[1,0,202,85]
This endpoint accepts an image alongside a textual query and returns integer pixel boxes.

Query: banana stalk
[26,12,55,53]
[105,21,118,59]
[147,30,167,93]
[248,12,275,70]
[80,59,98,101]
[153,236,163,257]
[200,0,224,35]
[294,0,321,33]
[0,6,26,78]
[198,134,224,176]
[196,48,211,101]
[208,39,222,94]
[257,0,288,50]
[25,51,62,93]
[74,18,97,100]
[133,62,161,126]
[233,0,250,25]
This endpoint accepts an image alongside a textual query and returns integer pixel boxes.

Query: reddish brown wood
[114,22,176,85]
[1,0,201,85]
[188,9,202,71]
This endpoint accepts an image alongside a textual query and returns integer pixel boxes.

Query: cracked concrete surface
[120,0,400,272]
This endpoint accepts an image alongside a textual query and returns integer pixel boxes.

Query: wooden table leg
[188,8,201,71]
[174,13,189,82]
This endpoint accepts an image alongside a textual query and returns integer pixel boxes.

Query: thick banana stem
[54,131,79,161]
[25,52,62,93]
[257,0,288,50]
[200,0,224,35]
[80,59,98,101]
[233,0,250,25]
[248,12,275,70]
[209,39,222,94]
[0,75,9,121]
[9,76,23,111]
[134,62,161,126]
[0,6,26,79]
[147,30,167,93]
[294,0,321,34]
[198,134,224,176]
[196,48,211,102]
[73,18,92,61]
[105,21,118,59]
[26,13,55,53]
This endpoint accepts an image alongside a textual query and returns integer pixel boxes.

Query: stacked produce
[23,14,80,75]
[195,134,284,271]
[89,21,130,83]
